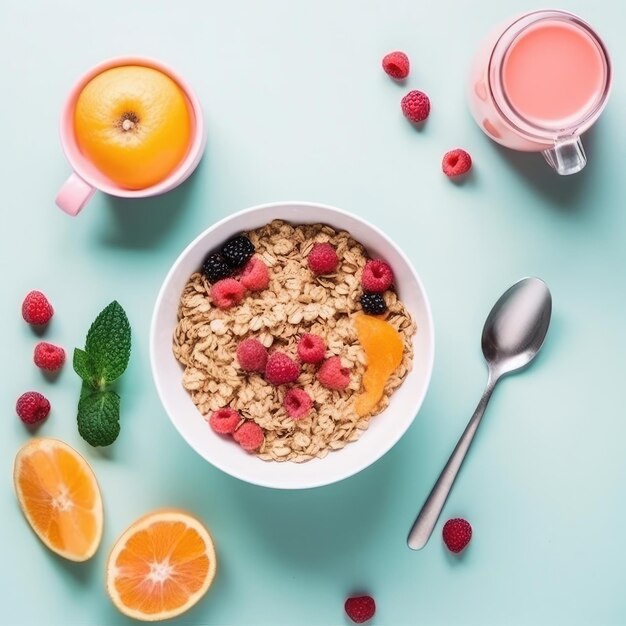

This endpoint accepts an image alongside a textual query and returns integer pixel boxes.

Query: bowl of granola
[150,201,434,489]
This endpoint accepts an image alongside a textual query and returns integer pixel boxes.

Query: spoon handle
[407,374,498,550]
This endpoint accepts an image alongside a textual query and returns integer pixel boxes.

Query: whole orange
[74,66,192,189]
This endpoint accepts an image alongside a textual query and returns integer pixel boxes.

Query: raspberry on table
[265,352,301,386]
[211,278,246,309]
[382,50,410,79]
[361,259,394,293]
[33,342,66,371]
[233,421,265,452]
[22,290,54,325]
[240,256,269,291]
[236,338,268,373]
[442,148,472,177]
[317,356,351,390]
[208,408,241,435]
[201,252,232,283]
[360,292,387,315]
[307,242,339,275]
[401,89,430,124]
[442,518,472,553]
[283,388,313,419]
[221,235,255,268]
[297,334,326,364]
[345,595,376,624]
[16,391,50,425]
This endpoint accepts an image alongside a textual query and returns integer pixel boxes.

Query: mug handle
[55,173,96,216]
[542,136,587,176]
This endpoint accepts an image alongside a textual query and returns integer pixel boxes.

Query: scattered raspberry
[283,388,313,419]
[233,421,265,452]
[208,408,241,435]
[442,518,472,553]
[297,334,326,364]
[345,595,376,624]
[307,243,339,275]
[211,278,245,309]
[236,338,268,373]
[360,292,387,315]
[240,256,269,291]
[442,148,472,177]
[361,259,394,292]
[317,356,350,390]
[16,391,50,425]
[22,291,54,325]
[33,342,66,371]
[382,51,410,79]
[265,352,301,385]
[401,89,430,123]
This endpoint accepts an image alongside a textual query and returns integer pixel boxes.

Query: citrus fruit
[74,65,192,189]
[13,437,103,561]
[106,509,217,622]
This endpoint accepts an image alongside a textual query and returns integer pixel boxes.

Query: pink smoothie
[502,20,605,129]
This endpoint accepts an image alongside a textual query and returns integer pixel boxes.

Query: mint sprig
[73,301,131,446]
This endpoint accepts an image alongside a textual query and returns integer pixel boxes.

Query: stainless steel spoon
[407,277,552,550]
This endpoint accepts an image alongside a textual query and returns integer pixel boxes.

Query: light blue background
[2,1,625,624]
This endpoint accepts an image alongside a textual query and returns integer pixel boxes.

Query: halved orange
[13,438,103,562]
[106,509,217,622]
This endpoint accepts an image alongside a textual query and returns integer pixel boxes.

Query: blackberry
[201,252,232,282]
[221,235,255,268]
[360,292,387,315]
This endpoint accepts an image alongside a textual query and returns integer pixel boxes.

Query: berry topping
[265,352,301,386]
[201,252,232,283]
[297,333,326,364]
[442,148,472,177]
[33,342,66,371]
[361,259,394,293]
[308,243,339,275]
[240,256,269,291]
[360,292,387,315]
[211,278,245,309]
[16,392,50,425]
[208,408,241,435]
[345,595,376,624]
[382,50,410,79]
[283,388,313,419]
[22,290,54,325]
[221,235,255,268]
[236,338,268,373]
[233,421,265,452]
[317,356,351,390]
[442,518,472,553]
[401,89,431,124]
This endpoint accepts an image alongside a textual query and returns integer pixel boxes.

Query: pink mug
[468,10,611,175]
[56,56,206,216]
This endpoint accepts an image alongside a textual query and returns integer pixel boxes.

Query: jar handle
[542,136,587,176]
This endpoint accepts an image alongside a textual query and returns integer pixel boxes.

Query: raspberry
[240,256,269,291]
[297,334,326,364]
[317,356,350,390]
[360,292,387,315]
[236,338,268,373]
[208,408,241,435]
[22,290,54,325]
[211,278,245,309]
[265,352,300,386]
[283,388,312,419]
[442,148,472,177]
[361,259,394,293]
[16,391,50,425]
[33,342,66,371]
[401,90,430,124]
[233,421,265,452]
[442,518,472,553]
[201,252,232,283]
[382,51,410,79]
[345,595,376,624]
[221,235,255,268]
[308,243,339,275]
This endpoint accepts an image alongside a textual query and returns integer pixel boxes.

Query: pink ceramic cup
[56,56,206,216]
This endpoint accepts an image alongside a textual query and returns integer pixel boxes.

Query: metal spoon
[407,277,552,550]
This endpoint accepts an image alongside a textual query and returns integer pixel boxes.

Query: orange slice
[106,509,217,622]
[13,438,103,562]
[354,313,404,416]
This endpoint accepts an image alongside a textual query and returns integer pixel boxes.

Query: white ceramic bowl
[150,202,434,489]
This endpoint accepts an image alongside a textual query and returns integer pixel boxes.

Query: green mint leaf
[77,389,120,447]
[73,348,95,385]
[85,301,131,387]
